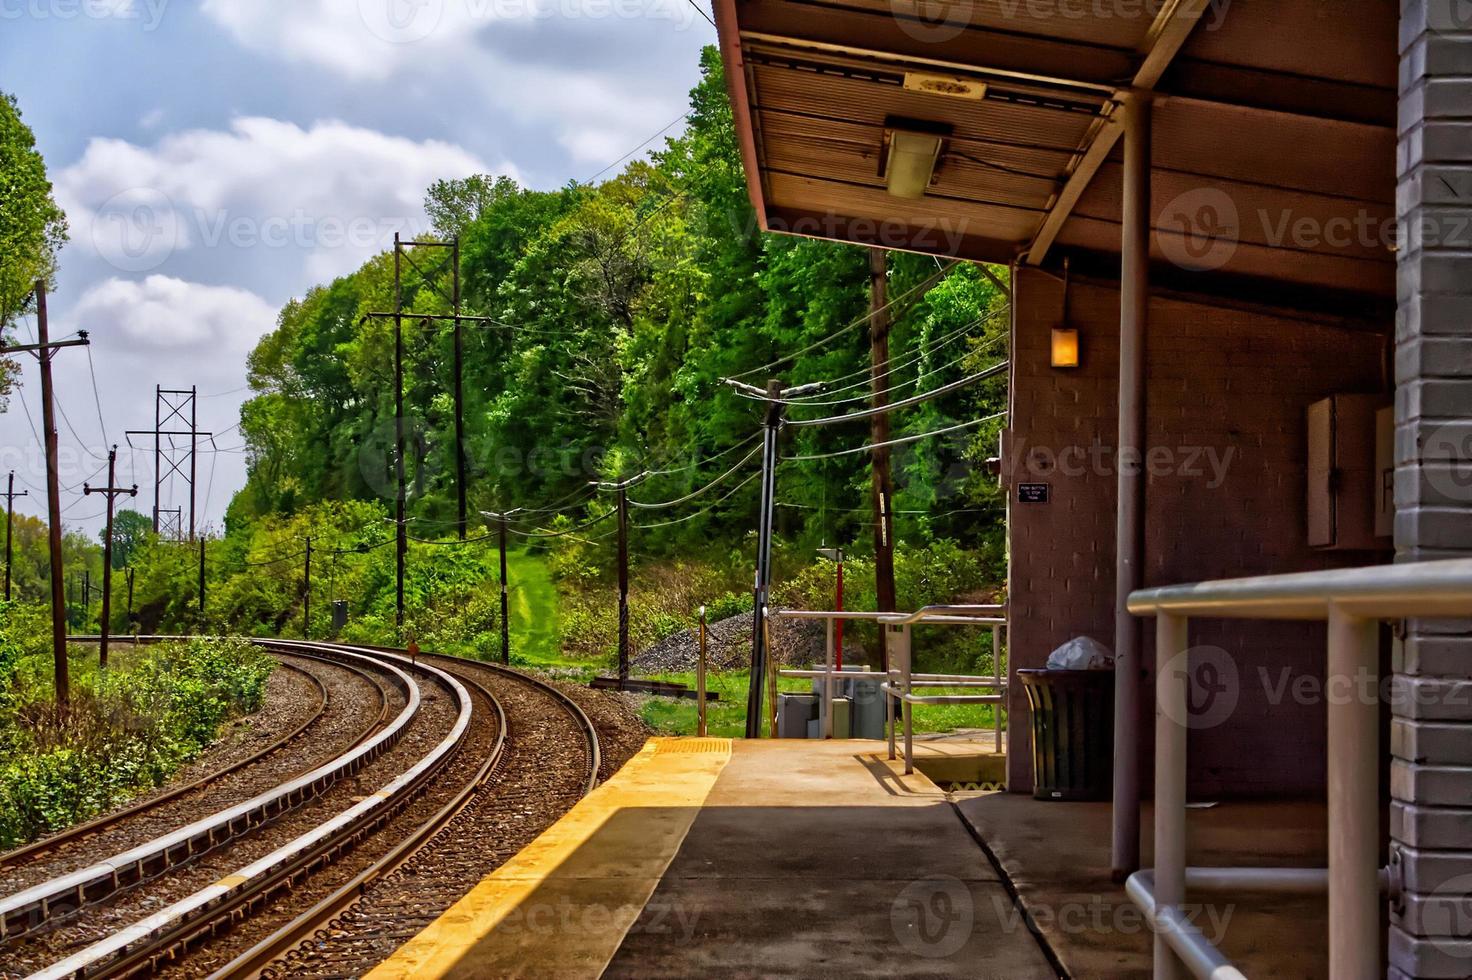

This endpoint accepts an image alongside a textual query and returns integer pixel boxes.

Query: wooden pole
[869,251,897,674]
[617,485,630,689]
[697,606,708,737]
[83,447,136,669]
[4,472,26,602]
[498,513,511,664]
[35,283,69,704]
[452,237,467,541]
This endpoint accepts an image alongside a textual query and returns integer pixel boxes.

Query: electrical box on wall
[1307,394,1393,551]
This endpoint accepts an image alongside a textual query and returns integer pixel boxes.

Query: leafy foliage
[0,90,69,407]
[0,634,273,848]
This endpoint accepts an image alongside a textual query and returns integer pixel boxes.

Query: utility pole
[451,237,466,540]
[498,512,512,664]
[4,472,27,601]
[393,233,407,637]
[617,484,630,689]
[722,376,823,738]
[869,250,897,673]
[125,566,135,631]
[84,446,137,668]
[0,283,92,705]
[303,536,312,639]
[198,538,206,616]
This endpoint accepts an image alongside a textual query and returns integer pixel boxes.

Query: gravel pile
[633,611,867,674]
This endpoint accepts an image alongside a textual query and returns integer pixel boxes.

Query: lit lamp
[881,118,950,199]
[1050,327,1080,368]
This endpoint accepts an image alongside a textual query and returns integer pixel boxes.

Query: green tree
[105,510,153,570]
[0,91,69,408]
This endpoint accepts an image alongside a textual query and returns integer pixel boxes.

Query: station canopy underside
[715,0,1398,310]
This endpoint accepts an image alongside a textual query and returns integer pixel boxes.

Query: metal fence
[1126,558,1472,980]
[767,604,1007,776]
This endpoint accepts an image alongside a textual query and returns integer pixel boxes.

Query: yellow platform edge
[365,737,732,980]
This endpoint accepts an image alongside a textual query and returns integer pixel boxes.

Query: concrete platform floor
[371,736,1345,978]
[957,794,1338,978]
[371,737,1056,979]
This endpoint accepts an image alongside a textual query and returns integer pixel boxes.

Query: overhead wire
[625,444,760,509]
[786,360,1008,428]
[727,264,954,381]
[633,470,759,529]
[784,412,1006,462]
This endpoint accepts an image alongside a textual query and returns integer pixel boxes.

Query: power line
[728,264,954,382]
[786,360,1008,429]
[784,412,1006,462]
[633,470,759,529]
[583,110,691,185]
[625,445,761,509]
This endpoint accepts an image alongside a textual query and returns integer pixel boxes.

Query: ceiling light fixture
[880,117,951,200]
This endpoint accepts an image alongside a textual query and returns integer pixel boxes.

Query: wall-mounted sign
[1018,483,1050,504]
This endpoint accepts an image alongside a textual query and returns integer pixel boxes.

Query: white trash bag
[1045,636,1114,670]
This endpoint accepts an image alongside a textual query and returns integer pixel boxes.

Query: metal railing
[1126,558,1472,980]
[769,604,1007,775]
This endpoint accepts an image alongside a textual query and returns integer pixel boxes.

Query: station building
[711,0,1472,975]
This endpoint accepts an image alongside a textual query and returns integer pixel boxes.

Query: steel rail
[0,648,418,945]
[205,651,515,980]
[2,646,395,874]
[29,644,472,980]
[208,645,603,980]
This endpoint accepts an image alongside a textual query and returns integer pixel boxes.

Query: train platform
[367,736,1056,979]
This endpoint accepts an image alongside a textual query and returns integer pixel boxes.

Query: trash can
[1017,669,1114,801]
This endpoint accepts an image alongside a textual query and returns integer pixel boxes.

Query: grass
[504,550,563,666]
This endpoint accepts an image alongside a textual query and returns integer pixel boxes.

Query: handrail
[771,604,1005,626]
[1125,558,1472,979]
[1127,557,1472,620]
[769,604,1007,776]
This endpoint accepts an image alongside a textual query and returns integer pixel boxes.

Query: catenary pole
[84,446,138,668]
[869,250,896,674]
[4,472,27,601]
[393,234,407,637]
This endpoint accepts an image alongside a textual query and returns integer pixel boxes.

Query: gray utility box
[777,693,817,739]
[810,669,889,740]
[807,697,851,738]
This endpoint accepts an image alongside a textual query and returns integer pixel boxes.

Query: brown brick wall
[1005,266,1389,797]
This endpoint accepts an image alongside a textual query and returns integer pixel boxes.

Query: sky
[0,0,711,538]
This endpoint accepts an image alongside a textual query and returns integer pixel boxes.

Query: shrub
[0,636,275,848]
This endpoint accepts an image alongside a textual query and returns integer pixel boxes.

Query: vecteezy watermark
[891,876,974,958]
[1424,873,1472,959]
[1156,189,1472,272]
[494,896,701,941]
[89,188,422,273]
[990,893,1235,943]
[886,0,1234,45]
[0,444,115,490]
[716,207,976,258]
[1007,435,1236,489]
[1416,422,1472,507]
[1158,645,1240,731]
[1157,188,1240,273]
[357,0,697,43]
[0,0,167,29]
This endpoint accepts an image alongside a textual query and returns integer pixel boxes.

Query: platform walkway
[368,737,1057,979]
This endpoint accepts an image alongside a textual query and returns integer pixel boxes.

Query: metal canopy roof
[715,0,1397,304]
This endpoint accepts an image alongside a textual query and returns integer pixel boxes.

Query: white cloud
[69,275,277,353]
[198,0,696,165]
[54,116,511,288]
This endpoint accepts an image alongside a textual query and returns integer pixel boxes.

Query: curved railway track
[0,639,605,980]
[0,653,392,893]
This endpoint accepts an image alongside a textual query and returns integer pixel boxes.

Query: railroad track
[0,639,603,980]
[0,652,392,892]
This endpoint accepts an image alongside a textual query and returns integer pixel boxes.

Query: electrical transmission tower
[126,386,213,541]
